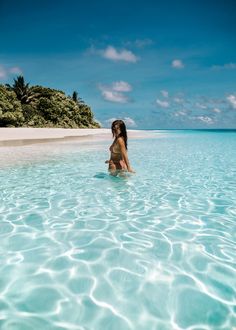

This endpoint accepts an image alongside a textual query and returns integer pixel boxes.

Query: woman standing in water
[105,119,135,175]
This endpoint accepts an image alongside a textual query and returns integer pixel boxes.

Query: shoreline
[0,127,158,147]
[0,128,158,168]
[0,128,111,146]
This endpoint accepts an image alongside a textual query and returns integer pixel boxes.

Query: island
[0,76,100,129]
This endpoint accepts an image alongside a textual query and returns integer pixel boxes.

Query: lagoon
[0,130,236,329]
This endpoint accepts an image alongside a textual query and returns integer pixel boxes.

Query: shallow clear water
[0,131,236,330]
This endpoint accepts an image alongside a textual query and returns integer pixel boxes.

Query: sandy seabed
[0,127,158,168]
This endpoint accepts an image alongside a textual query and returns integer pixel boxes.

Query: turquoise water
[0,131,236,330]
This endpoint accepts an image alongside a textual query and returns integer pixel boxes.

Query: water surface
[0,131,236,329]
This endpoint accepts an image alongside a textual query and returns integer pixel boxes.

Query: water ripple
[0,133,236,329]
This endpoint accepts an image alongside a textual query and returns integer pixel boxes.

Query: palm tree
[72,91,78,103]
[72,90,84,104]
[6,76,39,104]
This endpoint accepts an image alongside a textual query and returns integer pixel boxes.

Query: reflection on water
[0,132,236,329]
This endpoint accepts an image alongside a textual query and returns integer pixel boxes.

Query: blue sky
[0,0,236,129]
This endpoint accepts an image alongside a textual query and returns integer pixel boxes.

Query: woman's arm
[117,137,135,173]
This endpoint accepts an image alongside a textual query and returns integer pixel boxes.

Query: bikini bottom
[107,159,127,171]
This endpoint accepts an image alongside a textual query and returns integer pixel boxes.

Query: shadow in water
[93,172,131,181]
[93,172,110,179]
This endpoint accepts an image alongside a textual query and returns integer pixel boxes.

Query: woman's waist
[110,158,123,163]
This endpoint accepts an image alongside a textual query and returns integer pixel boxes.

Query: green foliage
[6,75,40,104]
[0,77,100,128]
[72,91,78,103]
[0,85,24,126]
[72,90,84,104]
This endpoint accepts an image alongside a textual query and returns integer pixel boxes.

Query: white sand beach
[0,127,156,147]
[0,128,111,146]
[0,128,158,168]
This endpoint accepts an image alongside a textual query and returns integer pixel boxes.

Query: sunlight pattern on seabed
[0,131,236,330]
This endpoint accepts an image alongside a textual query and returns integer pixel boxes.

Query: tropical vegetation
[0,76,100,128]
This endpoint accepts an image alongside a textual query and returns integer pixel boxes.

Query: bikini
[108,141,127,170]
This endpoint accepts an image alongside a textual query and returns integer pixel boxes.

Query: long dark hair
[111,119,128,149]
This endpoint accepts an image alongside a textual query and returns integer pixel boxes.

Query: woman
[105,119,135,175]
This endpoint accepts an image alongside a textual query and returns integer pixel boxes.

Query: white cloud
[112,81,132,92]
[102,46,138,63]
[0,66,7,79]
[161,90,168,98]
[105,117,136,128]
[134,39,153,48]
[172,59,184,69]
[156,98,169,108]
[195,102,207,109]
[0,65,23,79]
[123,117,137,127]
[196,116,214,124]
[224,63,236,69]
[174,111,186,117]
[105,118,117,126]
[9,66,22,75]
[174,97,184,104]
[125,38,154,48]
[101,90,129,103]
[212,63,236,70]
[213,108,221,113]
[99,81,132,103]
[227,95,236,109]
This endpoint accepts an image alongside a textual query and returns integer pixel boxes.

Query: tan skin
[105,125,135,175]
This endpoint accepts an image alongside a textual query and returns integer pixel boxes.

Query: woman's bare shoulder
[117,136,125,145]
[116,136,125,143]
